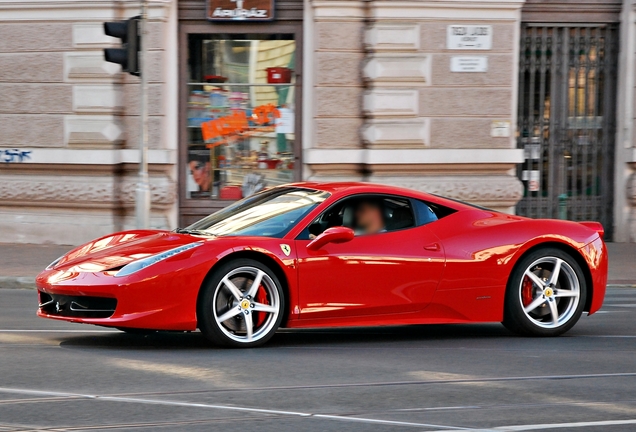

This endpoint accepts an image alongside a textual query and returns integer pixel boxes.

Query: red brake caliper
[522,275,534,307]
[255,285,269,327]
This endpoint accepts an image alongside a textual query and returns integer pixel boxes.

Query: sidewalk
[0,243,72,289]
[0,242,634,289]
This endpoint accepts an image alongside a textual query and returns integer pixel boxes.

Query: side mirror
[307,226,354,251]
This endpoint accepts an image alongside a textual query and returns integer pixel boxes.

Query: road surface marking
[110,371,636,397]
[0,386,479,431]
[312,413,477,429]
[393,399,636,414]
[493,418,636,430]
[582,335,636,338]
[397,406,481,412]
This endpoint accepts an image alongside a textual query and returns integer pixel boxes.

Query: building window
[186,34,297,201]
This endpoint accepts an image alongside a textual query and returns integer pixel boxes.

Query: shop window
[186,34,296,201]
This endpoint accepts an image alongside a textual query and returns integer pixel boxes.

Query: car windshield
[185,187,330,238]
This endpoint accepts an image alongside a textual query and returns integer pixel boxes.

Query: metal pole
[136,0,150,229]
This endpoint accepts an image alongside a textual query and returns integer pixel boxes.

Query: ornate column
[614,0,636,242]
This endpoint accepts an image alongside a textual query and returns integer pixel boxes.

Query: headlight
[114,242,203,277]
[46,255,64,270]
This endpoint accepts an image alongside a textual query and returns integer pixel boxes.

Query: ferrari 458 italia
[36,182,607,347]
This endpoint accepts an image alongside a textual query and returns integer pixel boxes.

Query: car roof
[286,181,423,196]
[284,181,479,211]
[283,181,492,211]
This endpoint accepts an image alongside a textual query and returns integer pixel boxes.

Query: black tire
[198,258,284,348]
[503,247,587,337]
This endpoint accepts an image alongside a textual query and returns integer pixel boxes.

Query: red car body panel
[36,182,608,331]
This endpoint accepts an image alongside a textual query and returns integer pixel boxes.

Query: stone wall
[0,0,178,245]
[305,0,525,212]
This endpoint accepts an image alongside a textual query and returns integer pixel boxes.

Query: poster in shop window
[207,0,275,21]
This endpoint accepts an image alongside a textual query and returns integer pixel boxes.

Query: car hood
[51,230,205,273]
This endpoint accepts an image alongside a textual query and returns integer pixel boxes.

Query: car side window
[297,195,418,240]
[413,199,439,226]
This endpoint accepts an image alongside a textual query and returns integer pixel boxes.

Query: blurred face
[189,160,211,192]
[355,202,384,234]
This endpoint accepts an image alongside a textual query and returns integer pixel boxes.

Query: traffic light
[103,16,140,76]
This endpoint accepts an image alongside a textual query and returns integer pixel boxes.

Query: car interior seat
[342,205,355,229]
[386,206,415,231]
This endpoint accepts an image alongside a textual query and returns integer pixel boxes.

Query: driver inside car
[354,200,386,235]
[308,199,387,239]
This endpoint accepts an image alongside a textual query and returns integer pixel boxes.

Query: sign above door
[207,0,275,21]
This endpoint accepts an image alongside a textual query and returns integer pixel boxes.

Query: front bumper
[38,291,117,319]
[36,267,205,331]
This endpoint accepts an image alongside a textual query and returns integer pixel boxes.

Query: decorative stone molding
[367,0,526,21]
[367,175,524,208]
[0,147,175,165]
[72,23,117,48]
[64,52,120,81]
[0,1,172,22]
[312,0,366,21]
[364,24,420,52]
[73,85,123,114]
[363,54,430,84]
[0,207,172,245]
[363,89,419,117]
[118,176,176,209]
[522,0,621,24]
[304,148,524,165]
[64,115,124,147]
[362,119,429,147]
[0,174,175,210]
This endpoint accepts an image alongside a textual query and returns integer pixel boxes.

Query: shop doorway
[516,24,618,239]
[179,22,303,226]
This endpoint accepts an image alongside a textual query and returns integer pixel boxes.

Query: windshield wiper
[174,228,216,237]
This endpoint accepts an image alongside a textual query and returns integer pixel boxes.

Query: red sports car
[36,182,607,347]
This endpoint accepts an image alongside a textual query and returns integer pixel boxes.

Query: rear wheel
[503,248,586,337]
[198,259,284,348]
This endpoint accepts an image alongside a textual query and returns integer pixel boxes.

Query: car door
[293,195,445,321]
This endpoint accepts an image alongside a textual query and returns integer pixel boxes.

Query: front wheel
[198,259,284,348]
[503,248,587,337]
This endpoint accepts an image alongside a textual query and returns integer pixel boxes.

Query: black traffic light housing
[104,16,140,76]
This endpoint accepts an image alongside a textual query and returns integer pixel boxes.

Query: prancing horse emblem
[280,244,291,256]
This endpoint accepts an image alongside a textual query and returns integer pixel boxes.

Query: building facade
[0,0,634,244]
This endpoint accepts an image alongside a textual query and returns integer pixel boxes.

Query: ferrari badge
[280,244,291,256]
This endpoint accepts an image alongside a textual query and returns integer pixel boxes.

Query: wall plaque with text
[207,0,275,21]
[447,25,492,50]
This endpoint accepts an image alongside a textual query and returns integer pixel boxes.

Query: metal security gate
[516,25,618,240]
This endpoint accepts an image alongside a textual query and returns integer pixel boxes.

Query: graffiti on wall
[1,149,32,163]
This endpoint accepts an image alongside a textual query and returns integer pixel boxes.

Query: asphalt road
[1,288,636,432]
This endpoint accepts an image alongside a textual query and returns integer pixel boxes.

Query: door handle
[424,243,440,251]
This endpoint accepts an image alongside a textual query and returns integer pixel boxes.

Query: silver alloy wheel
[212,266,280,344]
[520,256,581,329]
